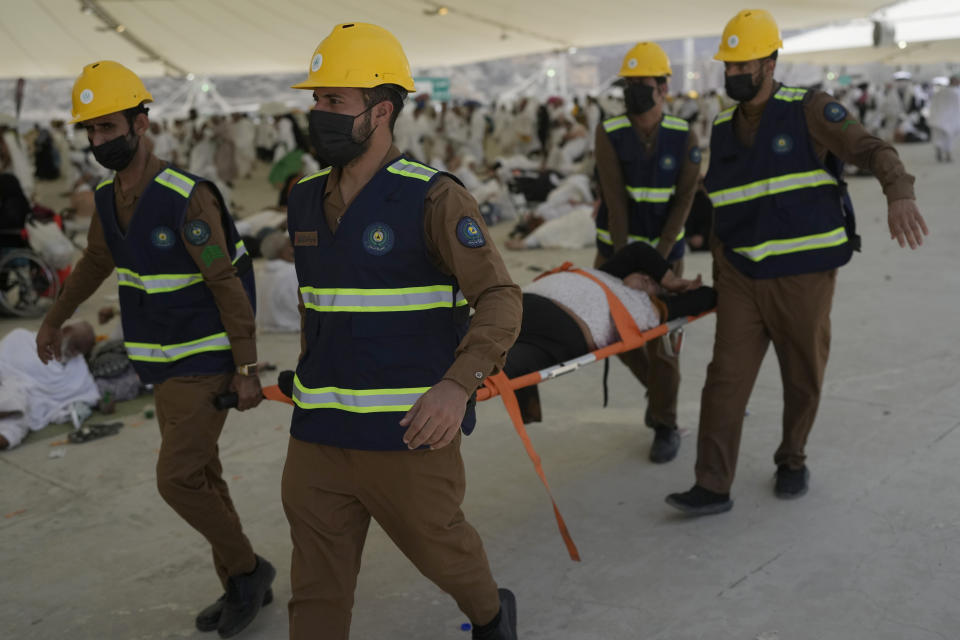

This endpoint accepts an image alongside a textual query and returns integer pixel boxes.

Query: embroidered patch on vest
[659,154,677,171]
[824,102,847,123]
[184,220,211,245]
[689,147,702,164]
[772,134,794,155]
[294,231,318,247]
[362,223,395,256]
[456,217,486,248]
[150,225,175,250]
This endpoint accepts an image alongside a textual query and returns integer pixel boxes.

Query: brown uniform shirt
[45,153,257,365]
[733,82,915,202]
[297,145,522,395]
[594,115,701,261]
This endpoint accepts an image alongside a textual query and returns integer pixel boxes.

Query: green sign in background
[413,76,450,101]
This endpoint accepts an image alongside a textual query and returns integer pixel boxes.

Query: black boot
[665,485,733,515]
[649,427,681,463]
[472,588,518,640]
[774,465,809,499]
[645,409,681,463]
[196,589,274,632]
[217,556,276,638]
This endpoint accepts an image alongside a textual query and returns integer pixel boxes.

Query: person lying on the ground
[505,204,596,251]
[502,241,715,424]
[0,321,100,450]
[255,231,300,333]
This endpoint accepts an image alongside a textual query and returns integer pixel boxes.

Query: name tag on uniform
[295,231,318,247]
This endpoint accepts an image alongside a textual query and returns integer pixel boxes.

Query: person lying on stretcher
[503,241,716,425]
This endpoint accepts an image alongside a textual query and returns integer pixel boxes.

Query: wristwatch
[236,363,259,376]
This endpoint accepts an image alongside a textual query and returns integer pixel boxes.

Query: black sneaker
[649,426,681,463]
[217,556,276,638]
[665,485,733,515]
[472,588,517,640]
[196,589,274,633]
[774,465,809,499]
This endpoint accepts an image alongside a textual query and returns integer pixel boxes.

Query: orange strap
[486,371,581,561]
[263,384,294,405]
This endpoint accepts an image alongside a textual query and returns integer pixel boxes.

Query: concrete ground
[2,142,958,640]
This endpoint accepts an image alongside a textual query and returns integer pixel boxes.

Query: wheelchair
[0,213,70,318]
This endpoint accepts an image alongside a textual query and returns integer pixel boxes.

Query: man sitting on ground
[503,242,715,461]
[0,321,99,449]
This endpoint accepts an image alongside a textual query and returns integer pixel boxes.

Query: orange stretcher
[262,262,713,562]
[479,262,713,561]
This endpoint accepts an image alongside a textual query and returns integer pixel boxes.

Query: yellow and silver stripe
[126,332,231,363]
[300,285,467,313]
[292,375,429,413]
[708,170,838,208]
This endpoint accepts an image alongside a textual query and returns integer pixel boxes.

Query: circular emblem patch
[772,134,794,155]
[311,53,323,72]
[80,89,94,104]
[660,154,677,171]
[824,102,848,123]
[727,34,740,49]
[184,219,211,245]
[150,225,176,250]
[627,58,638,69]
[362,222,395,256]
[689,147,702,164]
[456,217,486,248]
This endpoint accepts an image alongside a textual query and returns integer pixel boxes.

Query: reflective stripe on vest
[603,116,630,133]
[298,167,333,184]
[386,158,438,182]
[732,226,848,262]
[154,168,197,198]
[292,374,429,412]
[661,115,690,132]
[118,240,248,294]
[625,185,676,203]
[714,107,736,125]
[707,170,838,208]
[596,228,686,246]
[125,332,231,362]
[300,284,467,312]
[96,177,114,191]
[774,86,808,103]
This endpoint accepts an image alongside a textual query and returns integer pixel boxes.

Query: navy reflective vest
[595,114,689,262]
[705,86,858,279]
[94,166,255,384]
[286,157,475,451]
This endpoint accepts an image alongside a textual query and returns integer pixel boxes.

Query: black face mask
[624,83,657,115]
[308,107,375,167]
[725,71,763,103]
[91,130,139,171]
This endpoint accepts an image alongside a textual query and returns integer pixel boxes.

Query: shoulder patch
[456,217,486,248]
[184,219,211,246]
[824,102,848,123]
[689,147,702,164]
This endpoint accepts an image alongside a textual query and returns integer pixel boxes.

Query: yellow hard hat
[292,23,416,92]
[70,61,153,124]
[714,9,783,62]
[618,42,672,78]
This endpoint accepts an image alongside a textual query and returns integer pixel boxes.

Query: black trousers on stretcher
[503,294,589,423]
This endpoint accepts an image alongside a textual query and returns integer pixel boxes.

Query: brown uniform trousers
[154,373,257,586]
[695,252,837,494]
[281,432,500,640]
[616,259,684,428]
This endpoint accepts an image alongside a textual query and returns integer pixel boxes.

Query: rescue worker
[593,42,701,463]
[281,23,522,640]
[35,61,275,637]
[667,10,929,515]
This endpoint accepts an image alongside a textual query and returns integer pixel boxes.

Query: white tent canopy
[2,0,894,79]
[781,0,960,64]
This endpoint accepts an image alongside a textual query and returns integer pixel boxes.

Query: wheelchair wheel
[0,249,60,317]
